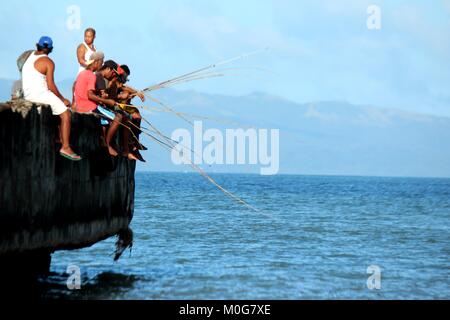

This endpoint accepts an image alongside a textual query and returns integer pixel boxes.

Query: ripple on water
[46,173,450,299]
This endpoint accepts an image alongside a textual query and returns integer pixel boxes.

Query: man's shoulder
[33,55,53,71]
[36,55,53,64]
[77,69,96,84]
[80,69,95,76]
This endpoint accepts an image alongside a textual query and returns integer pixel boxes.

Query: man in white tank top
[22,36,81,161]
[77,28,97,75]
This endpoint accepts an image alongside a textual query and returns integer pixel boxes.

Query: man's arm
[87,89,116,107]
[122,85,146,102]
[77,44,88,67]
[45,58,69,105]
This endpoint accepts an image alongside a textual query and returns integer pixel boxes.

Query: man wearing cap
[114,65,147,162]
[93,61,141,161]
[22,36,81,161]
[114,64,146,103]
[95,60,118,98]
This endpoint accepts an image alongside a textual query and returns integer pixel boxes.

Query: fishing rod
[118,102,255,129]
[112,49,273,212]
[94,112,173,151]
[145,93,194,126]
[142,72,225,92]
[117,114,259,212]
[98,105,258,211]
[128,116,205,164]
[142,48,269,93]
[115,102,211,165]
[141,70,263,93]
[144,66,270,91]
[160,66,274,86]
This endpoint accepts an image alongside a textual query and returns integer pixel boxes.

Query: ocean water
[44,172,449,299]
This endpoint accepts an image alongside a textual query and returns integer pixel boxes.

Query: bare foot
[108,145,119,157]
[130,151,146,162]
[127,153,139,161]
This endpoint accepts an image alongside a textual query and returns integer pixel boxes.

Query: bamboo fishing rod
[117,102,255,129]
[114,115,260,212]
[142,48,269,93]
[145,66,275,91]
[128,116,205,165]
[145,93,194,126]
[142,67,260,91]
[107,49,273,213]
[94,109,258,211]
[94,112,174,151]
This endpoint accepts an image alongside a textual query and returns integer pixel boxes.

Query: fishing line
[95,111,259,212]
[125,117,259,211]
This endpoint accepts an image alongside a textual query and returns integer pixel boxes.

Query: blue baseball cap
[37,36,53,49]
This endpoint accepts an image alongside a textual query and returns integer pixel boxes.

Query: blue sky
[1,0,450,116]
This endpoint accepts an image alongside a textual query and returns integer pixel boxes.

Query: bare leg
[106,114,122,157]
[122,118,130,155]
[121,118,138,160]
[59,110,79,158]
[131,111,144,150]
[99,126,107,147]
[71,81,77,111]
[59,111,71,151]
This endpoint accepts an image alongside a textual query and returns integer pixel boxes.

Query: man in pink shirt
[74,52,122,156]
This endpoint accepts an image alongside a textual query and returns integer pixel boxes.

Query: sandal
[60,150,82,161]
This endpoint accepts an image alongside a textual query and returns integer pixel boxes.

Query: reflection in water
[39,272,140,300]
[2,272,140,300]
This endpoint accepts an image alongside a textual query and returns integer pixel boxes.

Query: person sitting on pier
[95,60,118,100]
[22,36,81,161]
[103,65,141,161]
[98,64,145,161]
[94,60,119,148]
[74,52,125,157]
[117,65,146,103]
[115,65,147,161]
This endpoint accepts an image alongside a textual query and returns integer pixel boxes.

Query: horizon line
[135,170,450,180]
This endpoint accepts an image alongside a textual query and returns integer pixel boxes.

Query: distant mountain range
[1,78,450,177]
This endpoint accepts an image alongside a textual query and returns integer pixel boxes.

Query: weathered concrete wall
[0,100,135,255]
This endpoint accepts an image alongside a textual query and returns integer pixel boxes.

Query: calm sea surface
[44,172,449,299]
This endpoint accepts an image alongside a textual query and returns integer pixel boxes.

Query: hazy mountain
[138,88,450,178]
[1,80,449,177]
